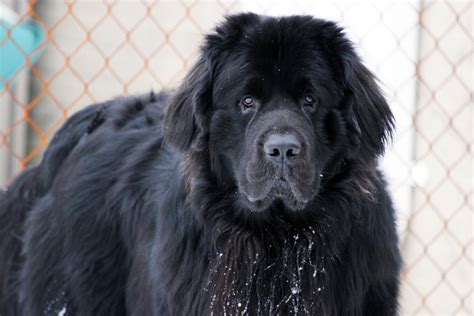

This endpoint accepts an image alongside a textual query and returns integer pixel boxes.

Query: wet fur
[0,14,400,315]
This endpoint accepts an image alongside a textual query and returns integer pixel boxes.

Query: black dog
[0,13,401,315]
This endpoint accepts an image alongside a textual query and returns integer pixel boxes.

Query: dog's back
[0,92,166,315]
[0,103,107,315]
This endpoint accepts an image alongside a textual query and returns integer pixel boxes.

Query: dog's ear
[342,55,394,160]
[163,54,213,152]
[163,13,261,152]
[310,20,393,159]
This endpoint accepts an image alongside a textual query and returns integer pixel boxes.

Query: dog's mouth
[240,177,315,212]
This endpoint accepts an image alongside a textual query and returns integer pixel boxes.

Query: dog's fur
[0,14,401,315]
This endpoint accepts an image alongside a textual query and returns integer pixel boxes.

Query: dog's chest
[201,233,336,315]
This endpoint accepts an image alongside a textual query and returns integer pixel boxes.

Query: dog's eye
[241,96,255,109]
[303,94,317,111]
[304,95,314,103]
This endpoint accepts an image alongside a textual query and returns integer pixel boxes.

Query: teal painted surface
[0,20,45,90]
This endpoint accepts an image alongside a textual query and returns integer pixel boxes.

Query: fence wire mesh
[0,0,472,315]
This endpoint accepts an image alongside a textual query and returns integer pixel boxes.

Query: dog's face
[164,14,393,212]
[208,21,346,211]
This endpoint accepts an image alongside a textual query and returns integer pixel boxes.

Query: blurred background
[0,0,472,314]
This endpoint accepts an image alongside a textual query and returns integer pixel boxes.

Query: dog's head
[164,14,393,212]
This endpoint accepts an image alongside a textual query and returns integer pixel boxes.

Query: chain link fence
[0,0,472,315]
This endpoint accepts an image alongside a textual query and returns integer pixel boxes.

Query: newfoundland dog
[0,13,401,315]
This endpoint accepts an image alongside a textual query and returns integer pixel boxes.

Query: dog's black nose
[263,133,301,164]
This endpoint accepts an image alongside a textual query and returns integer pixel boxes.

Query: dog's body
[0,14,401,315]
